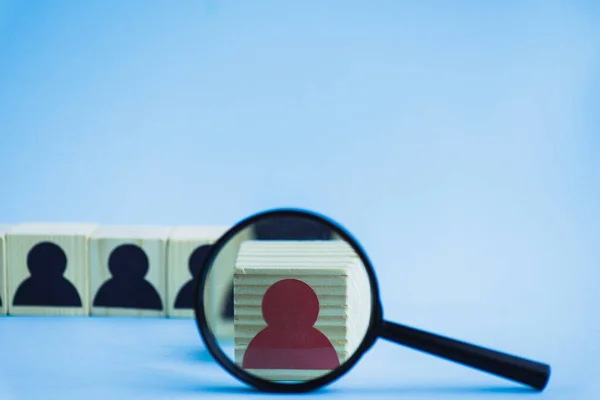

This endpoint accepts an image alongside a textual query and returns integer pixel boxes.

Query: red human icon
[242,278,340,370]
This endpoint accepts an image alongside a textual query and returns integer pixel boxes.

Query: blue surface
[0,1,599,398]
[0,315,594,399]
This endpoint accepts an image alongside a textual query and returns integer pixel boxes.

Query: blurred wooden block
[166,226,228,318]
[232,240,371,381]
[206,226,256,339]
[89,225,173,317]
[6,223,98,316]
[0,225,12,316]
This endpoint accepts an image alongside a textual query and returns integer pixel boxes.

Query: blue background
[0,1,599,398]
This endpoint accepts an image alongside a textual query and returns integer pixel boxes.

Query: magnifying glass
[193,208,550,393]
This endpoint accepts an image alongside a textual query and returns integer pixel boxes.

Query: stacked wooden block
[0,223,251,338]
[233,240,372,381]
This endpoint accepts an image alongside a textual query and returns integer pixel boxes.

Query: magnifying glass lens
[196,209,550,393]
[199,214,373,384]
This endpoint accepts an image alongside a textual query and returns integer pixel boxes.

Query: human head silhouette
[27,241,67,278]
[108,244,149,280]
[262,279,320,329]
[188,245,211,278]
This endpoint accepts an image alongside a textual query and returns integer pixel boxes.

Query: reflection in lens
[204,226,254,338]
[203,215,372,383]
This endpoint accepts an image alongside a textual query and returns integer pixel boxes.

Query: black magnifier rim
[193,208,384,393]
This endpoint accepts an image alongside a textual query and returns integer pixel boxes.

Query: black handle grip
[379,320,550,390]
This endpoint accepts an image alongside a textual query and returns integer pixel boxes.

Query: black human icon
[93,244,163,310]
[253,216,333,240]
[175,244,211,309]
[13,241,82,307]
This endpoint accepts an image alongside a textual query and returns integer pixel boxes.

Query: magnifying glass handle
[379,320,550,390]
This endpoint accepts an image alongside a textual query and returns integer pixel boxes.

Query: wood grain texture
[6,223,98,316]
[206,226,255,339]
[166,226,228,318]
[0,225,12,316]
[89,225,173,317]
[232,240,372,381]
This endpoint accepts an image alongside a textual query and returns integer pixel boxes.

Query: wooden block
[232,240,372,381]
[89,225,173,317]
[206,226,255,339]
[0,225,12,316]
[6,223,98,316]
[166,226,229,318]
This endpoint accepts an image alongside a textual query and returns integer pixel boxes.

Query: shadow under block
[89,225,173,317]
[166,226,229,318]
[6,223,99,316]
[232,240,372,381]
[207,226,255,339]
[0,225,12,316]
